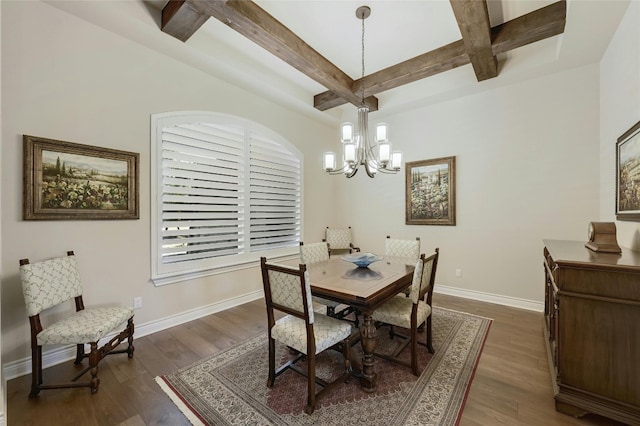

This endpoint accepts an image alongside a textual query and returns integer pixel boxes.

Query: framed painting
[405,156,456,226]
[616,119,640,221]
[23,135,139,220]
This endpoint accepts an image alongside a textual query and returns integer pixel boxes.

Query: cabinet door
[559,293,640,407]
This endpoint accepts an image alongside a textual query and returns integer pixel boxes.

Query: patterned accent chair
[385,236,421,297]
[299,242,357,325]
[260,257,352,414]
[19,251,135,397]
[323,226,360,257]
[371,248,439,375]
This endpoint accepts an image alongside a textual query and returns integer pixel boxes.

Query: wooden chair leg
[29,345,41,398]
[127,318,135,358]
[267,337,276,387]
[74,343,85,365]
[343,338,351,383]
[426,316,434,354]
[305,353,316,414]
[88,342,100,394]
[37,346,44,386]
[411,325,419,376]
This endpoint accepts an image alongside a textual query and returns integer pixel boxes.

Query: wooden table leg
[359,312,377,392]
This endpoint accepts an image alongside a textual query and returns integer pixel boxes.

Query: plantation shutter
[151,111,303,285]
[160,122,245,264]
[249,131,301,252]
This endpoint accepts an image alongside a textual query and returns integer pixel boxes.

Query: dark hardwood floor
[6,294,624,425]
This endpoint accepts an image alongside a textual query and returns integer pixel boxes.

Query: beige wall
[335,64,601,304]
[600,1,640,249]
[0,1,337,370]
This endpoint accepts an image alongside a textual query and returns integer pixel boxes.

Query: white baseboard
[435,285,544,312]
[2,290,264,381]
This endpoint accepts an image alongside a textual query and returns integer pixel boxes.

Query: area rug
[156,307,491,425]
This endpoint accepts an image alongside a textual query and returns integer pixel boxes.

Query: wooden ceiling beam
[449,0,497,82]
[315,40,469,111]
[162,0,378,111]
[314,0,566,111]
[161,0,209,42]
[491,0,566,55]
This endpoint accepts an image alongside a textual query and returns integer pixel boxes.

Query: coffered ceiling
[46,0,630,122]
[161,0,566,113]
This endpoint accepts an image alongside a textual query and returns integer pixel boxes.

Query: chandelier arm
[326,169,345,175]
[326,162,355,175]
[364,163,376,178]
[364,141,379,162]
[375,167,400,174]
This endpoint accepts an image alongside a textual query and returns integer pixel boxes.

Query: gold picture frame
[23,135,139,220]
[616,119,640,221]
[405,156,456,226]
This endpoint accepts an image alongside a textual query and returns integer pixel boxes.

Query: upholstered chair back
[408,250,439,304]
[300,242,329,264]
[407,256,426,304]
[385,236,421,260]
[325,228,352,250]
[265,264,315,324]
[20,255,82,317]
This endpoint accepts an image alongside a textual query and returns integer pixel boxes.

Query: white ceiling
[50,0,631,123]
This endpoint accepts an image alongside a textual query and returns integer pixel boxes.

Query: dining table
[285,254,416,392]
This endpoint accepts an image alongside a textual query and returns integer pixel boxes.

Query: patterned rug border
[157,374,209,426]
[156,306,492,426]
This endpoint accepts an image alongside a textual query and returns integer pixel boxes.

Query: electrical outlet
[133,297,142,309]
[455,269,462,278]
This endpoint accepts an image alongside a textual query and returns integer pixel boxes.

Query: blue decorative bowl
[341,252,383,268]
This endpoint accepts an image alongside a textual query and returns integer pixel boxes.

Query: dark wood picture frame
[616,119,640,221]
[405,156,456,226]
[23,135,139,220]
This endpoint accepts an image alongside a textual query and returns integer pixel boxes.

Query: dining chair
[386,236,421,297]
[371,248,439,375]
[19,251,135,397]
[323,226,360,257]
[300,241,358,326]
[260,257,352,414]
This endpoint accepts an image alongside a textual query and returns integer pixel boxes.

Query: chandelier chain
[361,13,365,103]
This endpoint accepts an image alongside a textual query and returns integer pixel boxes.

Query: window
[151,112,302,285]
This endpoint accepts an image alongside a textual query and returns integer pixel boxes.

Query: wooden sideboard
[543,240,640,425]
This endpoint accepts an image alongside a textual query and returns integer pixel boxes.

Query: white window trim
[151,111,303,286]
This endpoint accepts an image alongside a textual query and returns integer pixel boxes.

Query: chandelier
[323,5,402,178]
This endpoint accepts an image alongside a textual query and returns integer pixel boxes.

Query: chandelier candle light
[323,5,402,178]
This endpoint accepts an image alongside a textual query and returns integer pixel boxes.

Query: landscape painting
[616,119,640,221]
[405,156,456,226]
[23,135,139,220]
